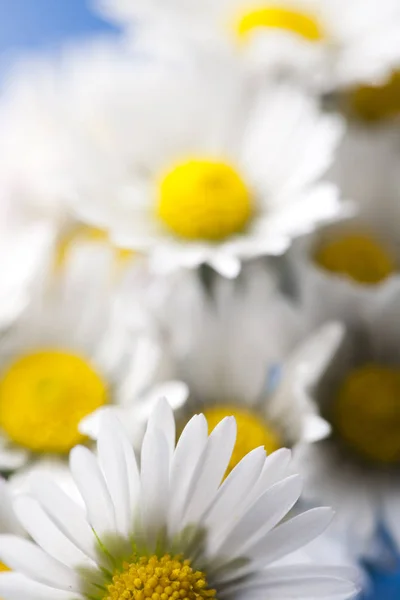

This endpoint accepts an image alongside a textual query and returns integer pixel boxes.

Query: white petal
[248,449,292,503]
[0,572,81,600]
[13,494,100,570]
[145,398,176,466]
[204,447,266,552]
[221,568,357,599]
[208,254,241,279]
[140,427,169,549]
[98,413,131,536]
[69,446,116,540]
[215,475,302,559]
[248,507,334,565]
[0,535,82,592]
[167,414,208,536]
[181,417,236,527]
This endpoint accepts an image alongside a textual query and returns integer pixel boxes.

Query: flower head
[0,400,357,600]
[95,0,400,91]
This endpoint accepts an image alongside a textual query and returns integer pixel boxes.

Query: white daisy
[95,0,400,91]
[0,400,358,600]
[293,292,400,562]
[0,241,186,489]
[57,43,346,278]
[290,123,400,330]
[82,263,342,469]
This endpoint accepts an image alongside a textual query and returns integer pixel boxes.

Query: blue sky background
[0,2,399,598]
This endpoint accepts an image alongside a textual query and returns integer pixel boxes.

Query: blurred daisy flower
[95,0,400,91]
[293,292,400,562]
[0,242,186,490]
[88,262,342,468]
[290,123,400,329]
[0,401,358,600]
[58,43,346,278]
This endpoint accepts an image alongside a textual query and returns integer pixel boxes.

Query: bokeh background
[0,2,398,598]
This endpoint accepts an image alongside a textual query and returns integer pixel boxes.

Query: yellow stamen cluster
[0,350,108,454]
[314,233,396,284]
[104,554,216,600]
[157,160,252,242]
[349,72,400,122]
[333,364,400,464]
[56,225,134,267]
[236,6,324,41]
[203,405,281,474]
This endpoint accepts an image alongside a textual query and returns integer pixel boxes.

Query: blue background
[0,2,399,597]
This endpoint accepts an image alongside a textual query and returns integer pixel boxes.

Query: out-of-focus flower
[0,242,186,490]
[293,292,400,562]
[0,401,358,600]
[95,0,400,91]
[89,262,342,463]
[290,123,400,329]
[56,43,346,278]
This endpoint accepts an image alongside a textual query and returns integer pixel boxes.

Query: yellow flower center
[157,160,252,242]
[104,554,216,600]
[332,364,400,464]
[236,5,324,41]
[0,350,108,454]
[0,563,9,572]
[314,233,396,285]
[204,405,281,474]
[56,225,134,267]
[349,72,400,122]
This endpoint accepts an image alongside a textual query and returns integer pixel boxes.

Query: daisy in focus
[0,400,357,600]
[290,123,400,329]
[0,241,186,490]
[58,43,346,278]
[88,262,343,468]
[95,0,400,91]
[293,291,400,562]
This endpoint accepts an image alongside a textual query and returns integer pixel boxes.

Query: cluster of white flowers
[1,0,400,598]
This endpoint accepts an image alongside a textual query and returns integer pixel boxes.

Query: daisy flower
[293,292,400,561]
[0,241,186,489]
[95,0,400,91]
[59,43,346,278]
[82,263,342,470]
[290,123,400,329]
[0,400,357,600]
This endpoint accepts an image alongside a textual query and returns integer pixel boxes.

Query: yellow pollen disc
[332,364,400,464]
[349,72,400,122]
[0,350,108,454]
[104,554,216,600]
[157,160,252,242]
[236,6,324,42]
[56,225,134,267]
[0,563,9,572]
[204,405,281,474]
[314,233,396,285]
